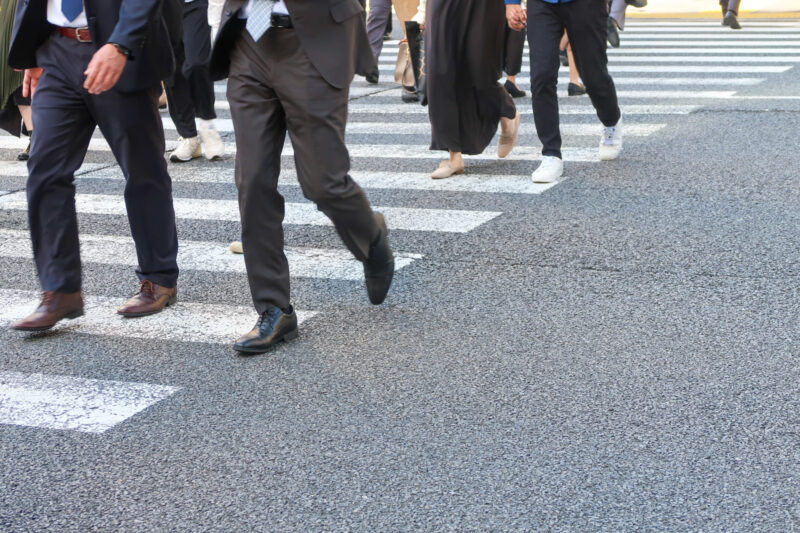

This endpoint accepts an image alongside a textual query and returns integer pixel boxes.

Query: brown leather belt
[55,26,92,43]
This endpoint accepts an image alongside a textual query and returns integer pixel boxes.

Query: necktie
[246,0,275,42]
[61,0,83,22]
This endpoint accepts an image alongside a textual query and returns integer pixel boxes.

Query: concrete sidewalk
[630,0,799,17]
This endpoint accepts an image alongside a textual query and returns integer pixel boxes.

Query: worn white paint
[72,166,564,195]
[160,119,663,137]
[0,289,316,345]
[0,192,501,233]
[347,103,700,115]
[0,371,180,434]
[0,229,422,280]
[0,162,109,177]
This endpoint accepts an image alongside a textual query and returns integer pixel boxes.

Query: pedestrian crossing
[1,19,798,433]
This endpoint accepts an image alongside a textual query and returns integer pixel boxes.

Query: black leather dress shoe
[504,80,526,98]
[723,11,741,29]
[568,82,586,96]
[365,68,380,84]
[401,86,420,103]
[233,305,298,354]
[364,213,394,305]
[607,17,620,48]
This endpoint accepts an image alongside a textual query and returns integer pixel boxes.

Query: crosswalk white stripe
[371,65,793,74]
[621,27,800,32]
[0,192,502,233]
[70,166,563,195]
[288,77,768,88]
[0,371,180,434]
[379,47,800,56]
[0,229,422,280]
[158,118,664,137]
[502,78,764,86]
[379,58,800,68]
[0,161,108,177]
[346,103,699,115]
[368,87,736,99]
[214,99,712,111]
[0,289,316,345]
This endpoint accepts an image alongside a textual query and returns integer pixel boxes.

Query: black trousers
[28,34,179,292]
[166,0,217,138]
[504,25,526,77]
[527,0,620,158]
[227,30,380,313]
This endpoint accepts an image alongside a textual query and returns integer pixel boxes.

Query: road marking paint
[159,119,664,137]
[0,192,502,233]
[0,161,108,177]
[346,103,699,115]
[319,77,767,88]
[0,289,316,345]
[288,144,600,162]
[0,371,179,434]
[373,65,793,75]
[75,167,564,195]
[0,229,422,280]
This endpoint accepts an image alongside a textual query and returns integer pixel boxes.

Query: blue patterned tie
[246,0,275,42]
[61,0,83,22]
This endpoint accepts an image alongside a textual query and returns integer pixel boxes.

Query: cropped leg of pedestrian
[721,0,742,29]
[503,25,527,98]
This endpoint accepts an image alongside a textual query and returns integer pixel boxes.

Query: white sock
[196,118,216,130]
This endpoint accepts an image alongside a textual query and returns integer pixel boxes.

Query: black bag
[404,21,426,105]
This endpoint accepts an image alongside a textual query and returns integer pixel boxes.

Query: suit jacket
[8,0,175,92]
[209,0,376,89]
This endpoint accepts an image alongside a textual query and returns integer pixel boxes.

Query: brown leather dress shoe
[117,280,177,317]
[12,291,84,332]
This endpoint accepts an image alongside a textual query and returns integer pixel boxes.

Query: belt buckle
[75,28,91,43]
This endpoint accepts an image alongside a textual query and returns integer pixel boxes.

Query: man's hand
[83,44,128,95]
[22,68,43,99]
[506,4,527,32]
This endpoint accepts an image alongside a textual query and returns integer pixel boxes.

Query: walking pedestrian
[507,0,623,184]
[166,0,226,163]
[8,0,181,331]
[210,0,396,354]
[422,0,521,180]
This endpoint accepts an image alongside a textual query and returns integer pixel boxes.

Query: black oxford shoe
[364,213,395,305]
[233,305,298,354]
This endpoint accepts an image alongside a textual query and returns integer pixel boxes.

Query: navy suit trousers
[27,34,179,292]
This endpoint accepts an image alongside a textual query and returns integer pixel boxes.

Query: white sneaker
[197,120,224,160]
[598,118,623,161]
[532,156,563,183]
[169,136,202,162]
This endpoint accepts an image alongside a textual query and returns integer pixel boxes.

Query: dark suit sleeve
[107,0,163,55]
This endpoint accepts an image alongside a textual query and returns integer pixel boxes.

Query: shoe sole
[233,328,299,354]
[431,168,465,180]
[12,309,84,332]
[117,295,177,318]
[599,148,622,161]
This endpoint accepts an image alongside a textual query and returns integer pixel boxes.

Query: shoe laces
[137,280,156,298]
[603,127,616,144]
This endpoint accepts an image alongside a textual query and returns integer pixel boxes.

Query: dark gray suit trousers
[227,28,380,313]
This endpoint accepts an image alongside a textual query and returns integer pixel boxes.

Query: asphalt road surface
[1,19,799,531]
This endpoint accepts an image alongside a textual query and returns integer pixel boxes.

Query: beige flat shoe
[497,111,521,158]
[430,160,465,180]
[229,240,243,254]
